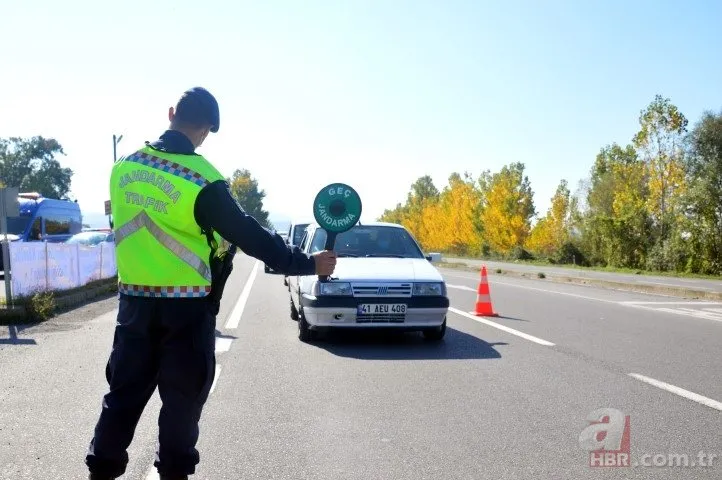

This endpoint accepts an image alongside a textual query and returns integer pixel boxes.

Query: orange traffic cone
[473,265,498,317]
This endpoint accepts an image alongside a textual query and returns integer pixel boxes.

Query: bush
[554,242,590,266]
[537,272,546,279]
[509,246,534,261]
[495,268,502,274]
[646,239,688,272]
[24,291,56,322]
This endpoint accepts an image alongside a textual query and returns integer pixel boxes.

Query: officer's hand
[312,250,337,275]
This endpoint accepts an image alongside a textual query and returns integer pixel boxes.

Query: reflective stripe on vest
[118,282,211,298]
[124,151,212,188]
[114,210,212,282]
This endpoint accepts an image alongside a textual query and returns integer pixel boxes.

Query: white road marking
[444,273,620,304]
[628,373,722,412]
[446,275,722,324]
[215,337,233,353]
[620,301,722,322]
[446,284,476,292]
[225,260,260,329]
[145,467,159,480]
[449,307,555,346]
[210,364,222,395]
[655,308,722,322]
[619,301,722,305]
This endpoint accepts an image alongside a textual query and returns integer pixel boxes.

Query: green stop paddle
[313,183,363,282]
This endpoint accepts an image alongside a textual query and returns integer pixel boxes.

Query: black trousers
[85,293,217,478]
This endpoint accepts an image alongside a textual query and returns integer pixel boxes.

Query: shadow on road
[0,325,37,345]
[313,327,507,360]
[495,315,529,322]
[215,329,237,340]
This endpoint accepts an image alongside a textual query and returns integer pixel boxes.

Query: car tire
[422,317,446,341]
[298,306,314,342]
[290,294,299,321]
[264,264,270,273]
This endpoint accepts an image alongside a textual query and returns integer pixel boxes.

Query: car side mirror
[426,253,441,263]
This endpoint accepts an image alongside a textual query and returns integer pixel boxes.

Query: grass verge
[0,277,118,325]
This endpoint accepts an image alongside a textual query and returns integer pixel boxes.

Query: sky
[1,0,721,228]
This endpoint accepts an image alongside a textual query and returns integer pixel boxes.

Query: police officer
[85,87,337,480]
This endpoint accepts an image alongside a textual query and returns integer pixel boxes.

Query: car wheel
[290,294,299,321]
[422,317,446,341]
[264,264,270,273]
[298,306,314,342]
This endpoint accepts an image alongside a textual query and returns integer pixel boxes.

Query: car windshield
[292,224,309,245]
[310,225,424,258]
[7,216,30,235]
[66,232,108,245]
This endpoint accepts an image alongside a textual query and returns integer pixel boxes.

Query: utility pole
[112,134,123,162]
[109,134,123,229]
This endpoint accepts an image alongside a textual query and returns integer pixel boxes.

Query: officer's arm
[194,180,317,276]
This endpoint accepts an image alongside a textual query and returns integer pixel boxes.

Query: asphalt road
[445,256,722,293]
[1,254,721,479]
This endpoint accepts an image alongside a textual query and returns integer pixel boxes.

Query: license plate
[357,304,407,314]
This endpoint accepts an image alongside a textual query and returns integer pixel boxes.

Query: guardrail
[7,242,117,300]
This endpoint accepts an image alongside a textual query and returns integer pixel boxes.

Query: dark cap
[174,87,220,133]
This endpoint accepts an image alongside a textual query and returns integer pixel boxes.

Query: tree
[580,143,649,268]
[526,179,572,257]
[632,95,688,242]
[379,175,441,248]
[408,175,440,201]
[0,136,73,199]
[228,169,271,228]
[429,172,482,255]
[685,110,722,274]
[379,202,406,225]
[478,163,535,256]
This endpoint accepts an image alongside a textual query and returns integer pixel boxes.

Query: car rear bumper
[300,295,448,329]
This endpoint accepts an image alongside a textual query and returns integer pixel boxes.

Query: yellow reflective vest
[109,145,227,298]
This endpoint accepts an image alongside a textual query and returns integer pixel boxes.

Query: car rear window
[310,226,424,258]
[292,224,309,245]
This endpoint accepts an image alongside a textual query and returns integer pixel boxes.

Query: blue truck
[1,192,83,269]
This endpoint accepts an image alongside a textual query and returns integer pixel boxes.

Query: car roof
[290,218,314,226]
[308,221,405,229]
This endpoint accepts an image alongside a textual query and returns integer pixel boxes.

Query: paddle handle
[318,231,337,282]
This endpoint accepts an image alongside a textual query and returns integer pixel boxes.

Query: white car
[264,220,310,274]
[285,222,449,342]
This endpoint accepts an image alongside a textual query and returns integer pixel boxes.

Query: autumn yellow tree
[379,202,406,225]
[403,175,439,247]
[426,172,482,255]
[526,179,572,257]
[380,175,439,247]
[478,163,535,256]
